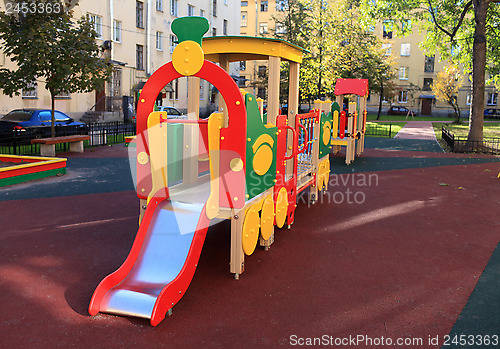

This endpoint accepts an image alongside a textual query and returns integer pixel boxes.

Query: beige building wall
[238,0,283,99]
[0,0,241,120]
[368,23,498,117]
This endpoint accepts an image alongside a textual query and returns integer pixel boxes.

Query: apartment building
[238,0,288,99]
[368,23,498,117]
[0,0,241,119]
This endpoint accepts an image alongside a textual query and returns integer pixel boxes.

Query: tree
[0,0,112,137]
[362,0,500,142]
[432,65,464,123]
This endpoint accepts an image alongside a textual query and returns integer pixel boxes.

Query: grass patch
[433,122,500,139]
[365,122,406,137]
[367,114,452,122]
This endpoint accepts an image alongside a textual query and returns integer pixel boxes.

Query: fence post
[389,124,392,138]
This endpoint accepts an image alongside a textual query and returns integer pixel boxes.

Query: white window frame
[88,14,103,38]
[399,67,409,80]
[487,92,498,106]
[466,93,472,105]
[156,0,163,12]
[399,90,408,103]
[113,20,122,43]
[276,23,286,34]
[259,22,268,35]
[241,11,247,27]
[22,79,37,98]
[188,4,195,16]
[382,43,391,56]
[170,35,177,53]
[400,43,410,56]
[200,9,205,17]
[223,19,228,35]
[156,31,163,51]
[170,0,178,16]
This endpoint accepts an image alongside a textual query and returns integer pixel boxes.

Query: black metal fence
[442,126,500,154]
[0,122,136,156]
[365,123,393,138]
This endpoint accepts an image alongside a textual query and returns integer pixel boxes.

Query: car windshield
[1,110,33,122]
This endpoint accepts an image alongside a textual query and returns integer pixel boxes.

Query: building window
[200,80,205,100]
[88,14,103,38]
[399,90,408,103]
[276,0,288,11]
[259,22,268,35]
[22,79,37,98]
[260,0,268,12]
[487,92,498,106]
[276,23,286,34]
[171,0,178,16]
[382,43,391,56]
[400,43,410,56]
[200,9,205,17]
[156,31,163,51]
[241,11,247,27]
[466,93,472,105]
[238,76,246,88]
[113,20,122,43]
[241,1,248,6]
[399,67,409,80]
[136,1,144,28]
[257,87,266,99]
[423,78,433,91]
[188,4,195,16]
[383,20,392,39]
[424,56,435,72]
[170,35,177,53]
[258,65,266,78]
[175,79,179,100]
[213,0,217,17]
[223,19,228,35]
[212,27,217,36]
[240,61,246,71]
[156,0,163,11]
[55,91,71,99]
[401,19,411,32]
[136,44,144,70]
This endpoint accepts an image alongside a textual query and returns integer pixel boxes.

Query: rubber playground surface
[1,136,499,348]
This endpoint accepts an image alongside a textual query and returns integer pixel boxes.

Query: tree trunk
[51,92,55,138]
[468,0,489,142]
[377,80,384,120]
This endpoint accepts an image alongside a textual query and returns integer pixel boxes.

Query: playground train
[89,17,369,326]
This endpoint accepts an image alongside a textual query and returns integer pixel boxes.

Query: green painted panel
[171,17,209,46]
[245,93,277,200]
[0,168,66,187]
[167,123,184,185]
[319,110,333,158]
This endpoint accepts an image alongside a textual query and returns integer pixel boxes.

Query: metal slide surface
[98,200,205,319]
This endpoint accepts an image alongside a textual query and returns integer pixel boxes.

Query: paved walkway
[394,121,437,140]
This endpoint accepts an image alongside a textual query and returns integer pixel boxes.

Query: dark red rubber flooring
[0,143,499,348]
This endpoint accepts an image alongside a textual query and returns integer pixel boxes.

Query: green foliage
[0,0,112,135]
[273,0,395,105]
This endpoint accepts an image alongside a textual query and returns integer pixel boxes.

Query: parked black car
[387,106,411,115]
[484,108,500,119]
[0,109,87,133]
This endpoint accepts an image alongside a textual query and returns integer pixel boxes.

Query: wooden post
[230,208,245,278]
[286,61,300,180]
[267,56,281,125]
[219,54,230,127]
[183,76,200,184]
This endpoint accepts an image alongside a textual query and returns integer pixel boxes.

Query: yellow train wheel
[275,187,288,228]
[242,205,260,255]
[260,195,275,240]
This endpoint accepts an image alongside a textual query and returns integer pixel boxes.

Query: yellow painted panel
[172,40,204,76]
[242,205,260,255]
[206,113,224,219]
[332,110,339,138]
[275,187,288,228]
[260,195,274,240]
[203,37,304,63]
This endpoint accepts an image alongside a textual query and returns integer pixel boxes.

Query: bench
[31,135,91,157]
